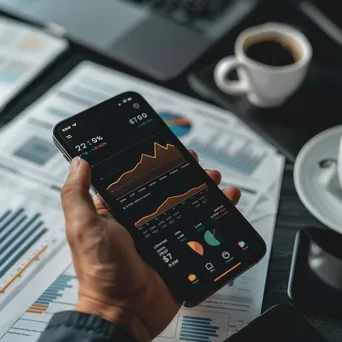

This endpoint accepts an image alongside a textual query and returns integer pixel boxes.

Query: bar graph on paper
[187,136,266,176]
[156,310,230,342]
[179,314,227,341]
[0,170,65,309]
[0,265,77,342]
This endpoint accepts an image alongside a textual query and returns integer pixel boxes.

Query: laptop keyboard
[310,1,342,30]
[124,0,235,31]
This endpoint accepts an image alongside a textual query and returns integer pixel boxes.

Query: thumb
[61,157,97,224]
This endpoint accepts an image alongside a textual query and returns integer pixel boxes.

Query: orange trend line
[106,142,176,190]
[214,262,241,282]
[0,245,48,294]
[135,184,207,227]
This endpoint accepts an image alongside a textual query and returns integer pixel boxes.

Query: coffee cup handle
[214,57,249,95]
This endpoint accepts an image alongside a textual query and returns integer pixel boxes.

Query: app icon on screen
[205,263,214,271]
[238,241,246,248]
[188,274,197,282]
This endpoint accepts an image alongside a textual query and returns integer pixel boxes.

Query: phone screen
[53,92,266,304]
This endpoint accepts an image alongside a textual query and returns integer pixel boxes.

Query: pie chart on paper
[187,241,204,256]
[159,112,192,137]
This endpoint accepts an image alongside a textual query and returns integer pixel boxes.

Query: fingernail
[70,157,81,171]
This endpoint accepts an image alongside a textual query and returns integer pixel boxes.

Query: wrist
[76,297,151,342]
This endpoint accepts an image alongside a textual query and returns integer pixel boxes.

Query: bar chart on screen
[0,265,77,342]
[0,170,65,310]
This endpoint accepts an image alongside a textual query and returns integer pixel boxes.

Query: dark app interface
[57,96,258,293]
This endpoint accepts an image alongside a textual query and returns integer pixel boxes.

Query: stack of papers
[0,17,67,110]
[0,62,284,341]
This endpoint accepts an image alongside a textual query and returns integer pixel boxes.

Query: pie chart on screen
[159,112,192,137]
[187,241,204,256]
[204,230,221,247]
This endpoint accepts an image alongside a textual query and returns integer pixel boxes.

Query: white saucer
[294,126,342,234]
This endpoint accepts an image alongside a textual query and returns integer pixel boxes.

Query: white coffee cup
[214,23,312,108]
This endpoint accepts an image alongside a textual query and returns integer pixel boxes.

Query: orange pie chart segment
[187,241,204,256]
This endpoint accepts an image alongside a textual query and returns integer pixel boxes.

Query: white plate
[294,126,342,233]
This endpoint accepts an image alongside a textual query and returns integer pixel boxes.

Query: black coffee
[245,40,297,67]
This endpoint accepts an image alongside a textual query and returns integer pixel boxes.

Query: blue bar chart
[0,266,77,342]
[0,209,47,278]
[187,138,266,175]
[180,316,219,341]
[27,269,77,315]
[0,170,66,308]
[179,311,229,342]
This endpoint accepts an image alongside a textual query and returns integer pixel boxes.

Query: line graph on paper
[0,170,65,309]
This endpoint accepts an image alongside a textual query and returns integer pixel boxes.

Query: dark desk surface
[263,163,324,310]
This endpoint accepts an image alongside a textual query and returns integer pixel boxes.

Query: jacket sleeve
[38,311,138,342]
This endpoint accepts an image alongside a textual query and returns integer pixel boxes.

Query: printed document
[0,62,285,341]
[0,17,67,109]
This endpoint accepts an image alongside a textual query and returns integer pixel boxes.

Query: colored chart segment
[159,112,192,137]
[214,263,241,282]
[204,230,221,246]
[27,271,76,315]
[135,184,207,227]
[187,241,204,256]
[107,142,186,198]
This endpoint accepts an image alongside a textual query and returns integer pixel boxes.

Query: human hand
[61,151,241,342]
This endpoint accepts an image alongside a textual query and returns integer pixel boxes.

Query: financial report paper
[0,176,282,342]
[0,62,279,215]
[0,17,67,110]
[0,62,285,341]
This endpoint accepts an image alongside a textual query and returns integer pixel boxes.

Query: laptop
[0,0,257,81]
[301,1,342,47]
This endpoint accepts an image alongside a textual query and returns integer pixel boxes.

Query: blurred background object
[0,0,259,80]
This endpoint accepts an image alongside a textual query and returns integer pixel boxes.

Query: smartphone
[228,304,327,342]
[52,92,266,306]
[288,228,342,318]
